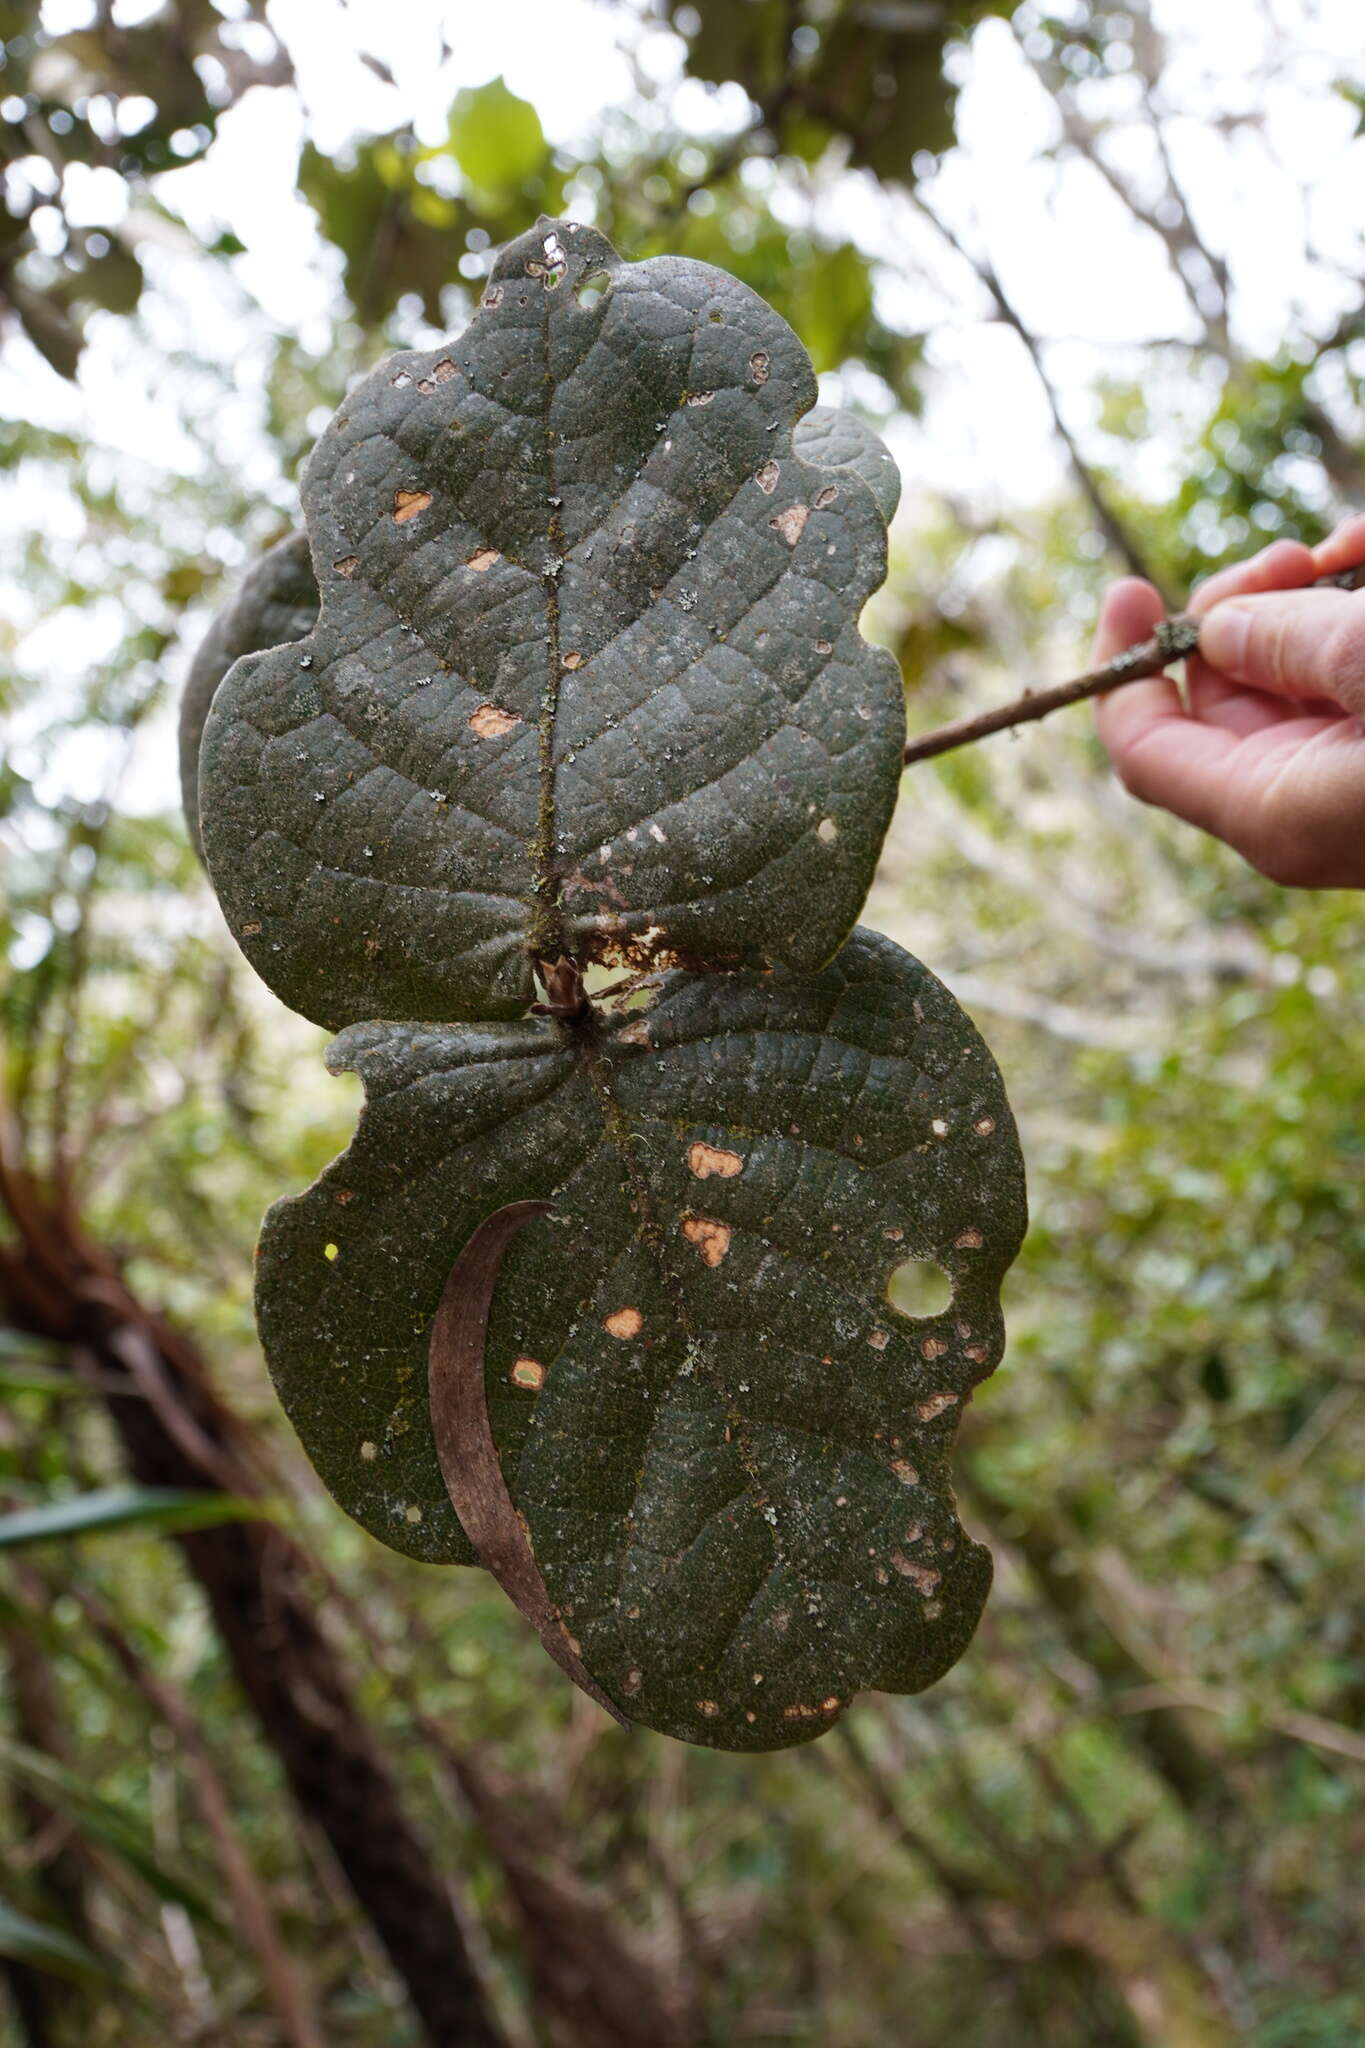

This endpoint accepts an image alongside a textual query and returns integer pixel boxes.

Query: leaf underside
[195,219,906,1027]
[256,931,1026,1750]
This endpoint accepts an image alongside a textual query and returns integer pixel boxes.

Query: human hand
[1094,514,1365,887]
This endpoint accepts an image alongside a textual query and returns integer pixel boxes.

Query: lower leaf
[257,929,1026,1749]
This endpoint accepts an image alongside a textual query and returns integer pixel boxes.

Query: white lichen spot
[648,822,667,844]
[917,1390,958,1419]
[405,1504,423,1524]
[391,370,412,388]
[392,488,432,524]
[681,1216,732,1267]
[510,1357,545,1390]
[816,815,838,844]
[360,1440,378,1461]
[770,504,810,546]
[604,1306,643,1341]
[687,1140,743,1180]
[468,703,521,739]
[974,1116,997,1136]
[466,546,501,573]
[931,1118,949,1138]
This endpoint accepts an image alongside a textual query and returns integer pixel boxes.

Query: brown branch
[903,561,1365,768]
[906,187,1162,590]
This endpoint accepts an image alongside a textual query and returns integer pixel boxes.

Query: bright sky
[4,0,1364,814]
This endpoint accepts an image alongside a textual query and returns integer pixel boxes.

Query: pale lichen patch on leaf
[681,1217,732,1267]
[604,1307,644,1340]
[686,1141,743,1180]
[917,1391,958,1419]
[770,505,810,546]
[392,488,432,524]
[468,704,522,739]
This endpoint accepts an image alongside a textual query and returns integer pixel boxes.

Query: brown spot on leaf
[561,650,583,669]
[333,555,358,577]
[920,1338,950,1361]
[433,357,457,382]
[697,1699,719,1718]
[814,484,839,509]
[891,1554,941,1594]
[682,1217,732,1267]
[917,1391,959,1420]
[770,505,809,546]
[891,1460,920,1486]
[239,920,262,938]
[685,389,715,406]
[755,458,780,494]
[955,1228,984,1249]
[605,1307,643,1340]
[749,350,770,384]
[975,1116,997,1136]
[510,1357,545,1390]
[467,546,501,573]
[867,1328,890,1352]
[393,489,432,524]
[468,703,521,739]
[965,1344,989,1364]
[687,1140,743,1180]
[622,1668,642,1695]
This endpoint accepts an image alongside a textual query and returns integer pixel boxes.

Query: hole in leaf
[887,1258,952,1319]
[575,270,610,310]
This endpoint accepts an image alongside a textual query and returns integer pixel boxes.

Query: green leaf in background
[448,78,550,197]
[255,931,1026,1748]
[0,1739,222,1923]
[0,1487,269,1550]
[197,218,906,1027]
[0,1899,113,1985]
[652,0,1014,184]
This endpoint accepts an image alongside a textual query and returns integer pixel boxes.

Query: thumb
[1199,587,1365,713]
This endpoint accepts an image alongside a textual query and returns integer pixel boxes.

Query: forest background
[1,1,1364,2043]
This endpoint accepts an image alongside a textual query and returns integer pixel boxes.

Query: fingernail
[1200,600,1252,678]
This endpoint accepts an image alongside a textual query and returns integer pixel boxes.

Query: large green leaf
[256,930,1025,1749]
[198,218,905,1028]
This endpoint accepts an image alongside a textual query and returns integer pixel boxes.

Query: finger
[1197,586,1365,714]
[1188,538,1316,618]
[1185,668,1300,735]
[1092,580,1181,758]
[1091,577,1166,663]
[1101,702,1245,843]
[1314,512,1365,577]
